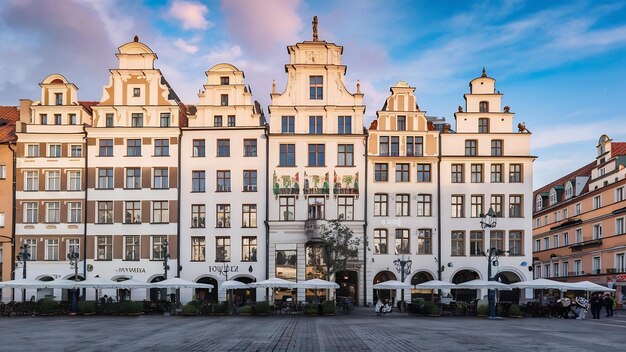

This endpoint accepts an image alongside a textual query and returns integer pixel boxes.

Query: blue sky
[1,0,625,187]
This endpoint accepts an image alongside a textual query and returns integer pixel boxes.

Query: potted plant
[181,302,199,316]
[422,301,439,317]
[304,303,318,316]
[509,304,523,318]
[212,302,227,315]
[78,301,96,316]
[476,304,489,317]
[40,299,59,316]
[239,305,253,316]
[322,301,336,316]
[254,302,269,316]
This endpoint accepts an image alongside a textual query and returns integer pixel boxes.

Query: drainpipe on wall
[363,129,368,306]
[264,124,270,301]
[82,124,88,299]
[437,132,442,281]
[176,128,182,278]
[7,141,17,301]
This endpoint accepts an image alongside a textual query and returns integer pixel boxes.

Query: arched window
[536,194,543,211]
[479,101,489,113]
[564,181,573,199]
[549,188,557,206]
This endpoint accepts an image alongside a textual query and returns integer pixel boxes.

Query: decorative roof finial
[312,16,319,41]
[272,79,276,94]
[356,79,361,94]
[133,35,139,42]
[481,67,487,77]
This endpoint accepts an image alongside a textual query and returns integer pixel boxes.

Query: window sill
[96,223,115,225]
[122,259,140,262]
[242,226,258,229]
[151,155,170,157]
[242,190,258,193]
[95,259,113,261]
[123,222,142,225]
[335,165,355,168]
[151,188,170,190]
[151,222,170,225]
[190,260,206,262]
[215,190,232,193]
[192,156,206,158]
[306,165,327,168]
[241,260,257,263]
[277,165,297,168]
[191,191,206,193]
[190,227,206,229]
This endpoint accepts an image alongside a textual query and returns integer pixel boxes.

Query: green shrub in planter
[322,301,336,315]
[422,301,438,316]
[239,306,252,314]
[254,302,269,315]
[304,303,318,315]
[200,303,212,315]
[509,304,522,317]
[189,299,201,309]
[476,304,489,317]
[213,302,227,314]
[115,301,142,314]
[78,301,96,314]
[40,299,59,315]
[182,302,199,315]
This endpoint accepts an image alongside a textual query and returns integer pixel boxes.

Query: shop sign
[208,265,239,274]
[115,267,147,273]
[616,274,626,282]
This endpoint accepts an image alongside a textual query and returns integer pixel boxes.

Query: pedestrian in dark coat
[604,294,614,317]
[590,293,602,320]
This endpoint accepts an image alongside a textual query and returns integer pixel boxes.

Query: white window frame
[617,217,625,235]
[592,256,601,273]
[575,228,583,243]
[549,189,557,206]
[592,223,602,239]
[70,144,82,158]
[27,144,39,157]
[574,203,581,215]
[0,165,6,179]
[564,181,573,199]
[593,195,601,210]
[68,170,82,191]
[616,253,625,273]
[45,238,59,261]
[66,238,80,257]
[25,171,39,191]
[48,144,61,158]
[616,187,624,202]
[68,202,82,223]
[46,170,61,191]
[45,202,60,223]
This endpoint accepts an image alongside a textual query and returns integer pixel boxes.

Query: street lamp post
[218,264,232,313]
[67,250,80,314]
[162,239,170,302]
[480,207,504,319]
[15,243,30,302]
[393,255,412,313]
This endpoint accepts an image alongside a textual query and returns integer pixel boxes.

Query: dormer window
[55,93,63,106]
[564,181,573,199]
[549,188,557,206]
[479,101,489,113]
[309,76,323,100]
[536,194,543,211]
[220,77,229,85]
[133,88,141,97]
[478,118,489,133]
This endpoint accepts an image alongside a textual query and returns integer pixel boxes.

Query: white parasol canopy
[114,278,152,289]
[45,279,81,289]
[74,276,118,289]
[295,278,339,290]
[150,277,213,290]
[454,279,512,290]
[0,278,58,289]
[414,280,457,290]
[250,277,297,289]
[509,278,571,291]
[564,281,615,292]
[372,280,413,290]
[221,280,251,290]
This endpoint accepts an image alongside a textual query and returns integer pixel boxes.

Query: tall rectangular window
[337,196,354,220]
[491,164,503,183]
[395,229,410,254]
[25,171,39,191]
[66,238,80,257]
[338,116,351,134]
[374,163,388,181]
[592,223,602,239]
[451,195,464,218]
[417,194,431,217]
[575,228,583,243]
[124,201,141,224]
[153,168,168,189]
[337,144,354,166]
[96,236,113,260]
[193,140,205,157]
[192,171,205,192]
[45,202,60,223]
[214,115,223,127]
[69,114,77,125]
[217,139,230,157]
[98,168,113,189]
[133,88,141,97]
[27,144,40,157]
[48,144,61,157]
[509,164,523,183]
[509,231,523,255]
[216,204,231,228]
[616,187,624,202]
[489,231,504,251]
[216,170,231,192]
[152,201,169,223]
[471,195,483,218]
[54,114,62,125]
[465,140,477,156]
[98,201,113,224]
[308,144,325,166]
[374,193,388,216]
[125,168,141,189]
[470,231,484,256]
[397,115,406,131]
[220,94,229,106]
[417,229,432,254]
[451,231,465,256]
[374,229,388,254]
[191,204,205,228]
[479,102,489,113]
[191,237,205,261]
[151,236,168,260]
[70,145,82,157]
[509,195,523,217]
[55,93,63,105]
[616,217,625,235]
[154,139,169,156]
[131,113,143,127]
[379,136,389,156]
[490,195,503,217]
[406,136,423,156]
[244,139,257,157]
[24,202,38,223]
[124,236,140,261]
[46,171,61,191]
[216,237,231,262]
[105,113,114,127]
[309,116,323,134]
[45,239,59,261]
[593,196,601,209]
[478,118,489,133]
[25,238,37,260]
[243,170,257,192]
[40,114,47,125]
[160,113,170,127]
[491,140,503,156]
[242,237,257,262]
[396,163,410,182]
[279,144,296,166]
[279,196,295,221]
[307,196,325,220]
[417,164,431,182]
[281,116,295,134]
[309,76,323,99]
[68,202,82,223]
[451,164,464,183]
[228,115,236,127]
[390,136,400,156]
[99,139,113,156]
[395,194,410,216]
[471,164,483,183]
[242,204,257,228]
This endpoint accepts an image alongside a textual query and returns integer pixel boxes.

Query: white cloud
[168,0,212,30]
[174,38,198,54]
[532,118,625,149]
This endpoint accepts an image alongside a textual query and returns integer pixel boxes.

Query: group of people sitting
[550,293,615,319]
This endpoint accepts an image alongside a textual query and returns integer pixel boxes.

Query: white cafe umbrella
[509,278,571,291]
[415,280,457,290]
[75,276,118,289]
[250,277,297,289]
[114,278,152,289]
[45,279,81,289]
[150,277,213,290]
[221,280,251,290]
[565,281,615,292]
[372,280,413,290]
[295,278,339,290]
[0,278,58,289]
[454,279,512,290]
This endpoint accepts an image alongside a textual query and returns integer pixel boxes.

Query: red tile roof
[78,101,99,115]
[612,142,626,157]
[178,102,188,128]
[534,160,596,198]
[0,106,19,143]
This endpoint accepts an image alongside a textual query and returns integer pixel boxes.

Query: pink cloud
[168,0,212,30]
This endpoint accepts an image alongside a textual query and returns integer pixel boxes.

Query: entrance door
[195,277,218,302]
[336,270,358,305]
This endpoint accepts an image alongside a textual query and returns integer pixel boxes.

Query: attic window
[549,189,557,206]
[133,88,140,97]
[536,194,543,211]
[479,101,489,113]
[220,77,229,85]
[564,182,573,199]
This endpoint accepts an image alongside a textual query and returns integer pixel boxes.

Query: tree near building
[307,218,360,281]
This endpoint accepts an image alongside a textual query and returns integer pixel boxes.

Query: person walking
[590,293,602,320]
[604,294,614,317]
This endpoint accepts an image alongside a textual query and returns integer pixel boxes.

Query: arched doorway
[36,276,54,301]
[150,275,166,301]
[373,271,397,304]
[195,277,218,302]
[336,270,358,305]
[112,276,132,302]
[451,270,480,302]
[232,276,256,305]
[494,271,522,304]
[410,271,434,302]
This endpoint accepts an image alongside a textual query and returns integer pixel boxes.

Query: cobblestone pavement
[3,309,626,351]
